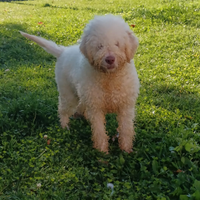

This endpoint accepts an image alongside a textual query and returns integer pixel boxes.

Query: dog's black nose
[105,56,115,65]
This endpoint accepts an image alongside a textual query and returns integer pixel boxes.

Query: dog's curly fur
[20,14,140,153]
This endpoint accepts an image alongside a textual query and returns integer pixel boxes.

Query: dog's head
[80,15,139,73]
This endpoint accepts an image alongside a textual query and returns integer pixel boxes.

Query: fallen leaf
[47,139,51,145]
[98,159,109,165]
[185,116,192,119]
[176,169,185,173]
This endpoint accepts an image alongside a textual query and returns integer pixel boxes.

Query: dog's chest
[99,73,134,112]
[80,66,139,114]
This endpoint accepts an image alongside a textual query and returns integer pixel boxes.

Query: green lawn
[0,0,200,199]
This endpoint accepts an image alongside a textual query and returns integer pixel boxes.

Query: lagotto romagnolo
[20,14,140,153]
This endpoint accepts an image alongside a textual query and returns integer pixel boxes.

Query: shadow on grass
[0,89,58,135]
[127,4,200,28]
[10,1,200,28]
[149,83,200,112]
[0,22,58,135]
[10,1,114,14]
[0,0,30,1]
[136,82,200,137]
[0,22,56,68]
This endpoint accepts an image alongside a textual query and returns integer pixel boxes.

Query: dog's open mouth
[107,65,115,70]
[99,65,116,73]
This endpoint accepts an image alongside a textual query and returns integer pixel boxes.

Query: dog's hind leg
[58,94,79,129]
[56,64,79,129]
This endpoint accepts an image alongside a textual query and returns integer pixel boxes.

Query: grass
[0,0,200,199]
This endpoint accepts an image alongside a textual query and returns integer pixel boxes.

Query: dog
[20,14,140,153]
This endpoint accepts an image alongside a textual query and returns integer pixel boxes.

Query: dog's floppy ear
[79,34,89,58]
[79,34,93,64]
[125,31,139,62]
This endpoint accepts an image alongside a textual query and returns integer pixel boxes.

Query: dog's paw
[119,145,133,153]
[66,125,70,131]
[61,122,70,130]
[60,115,70,130]
[124,149,133,154]
[93,141,109,154]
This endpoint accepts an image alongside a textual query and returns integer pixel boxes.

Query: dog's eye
[115,42,119,47]
[97,44,103,50]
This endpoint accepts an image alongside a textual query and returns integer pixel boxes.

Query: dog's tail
[20,31,65,58]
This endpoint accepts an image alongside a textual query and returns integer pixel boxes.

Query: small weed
[42,3,51,7]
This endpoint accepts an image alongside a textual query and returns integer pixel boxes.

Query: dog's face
[80,15,139,73]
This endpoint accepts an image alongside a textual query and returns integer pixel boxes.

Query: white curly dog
[20,14,140,153]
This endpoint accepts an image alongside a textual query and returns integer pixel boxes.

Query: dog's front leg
[117,108,135,153]
[87,110,109,153]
